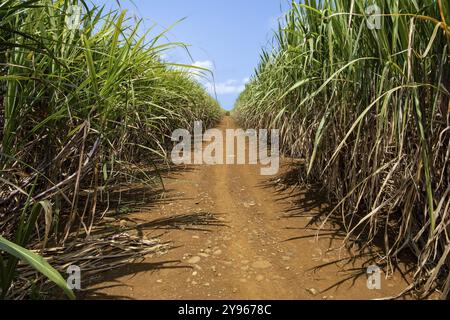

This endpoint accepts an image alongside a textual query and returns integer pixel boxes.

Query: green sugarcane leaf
[0,236,75,300]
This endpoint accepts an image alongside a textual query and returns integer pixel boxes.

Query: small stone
[256,275,264,282]
[214,250,222,256]
[191,281,198,285]
[192,235,200,239]
[307,288,318,296]
[204,283,210,287]
[244,201,257,208]
[187,256,201,264]
[156,279,163,283]
[192,271,198,276]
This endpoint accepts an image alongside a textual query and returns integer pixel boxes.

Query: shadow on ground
[80,260,185,300]
[259,162,416,297]
[80,163,227,299]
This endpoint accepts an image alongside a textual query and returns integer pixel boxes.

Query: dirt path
[88,117,410,300]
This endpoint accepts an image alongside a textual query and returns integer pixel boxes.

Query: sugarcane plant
[236,0,449,298]
[0,0,222,299]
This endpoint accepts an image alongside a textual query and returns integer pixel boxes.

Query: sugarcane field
[0,0,449,305]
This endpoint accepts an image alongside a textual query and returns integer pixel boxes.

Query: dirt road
[88,117,409,300]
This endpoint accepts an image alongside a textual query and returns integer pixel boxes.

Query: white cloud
[171,60,214,76]
[207,83,245,95]
[172,58,249,96]
[192,60,214,70]
[205,77,249,95]
[187,60,214,82]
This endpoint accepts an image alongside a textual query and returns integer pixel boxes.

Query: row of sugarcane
[0,0,222,299]
[235,0,449,298]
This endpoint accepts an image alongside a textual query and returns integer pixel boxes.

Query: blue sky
[94,1,289,110]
